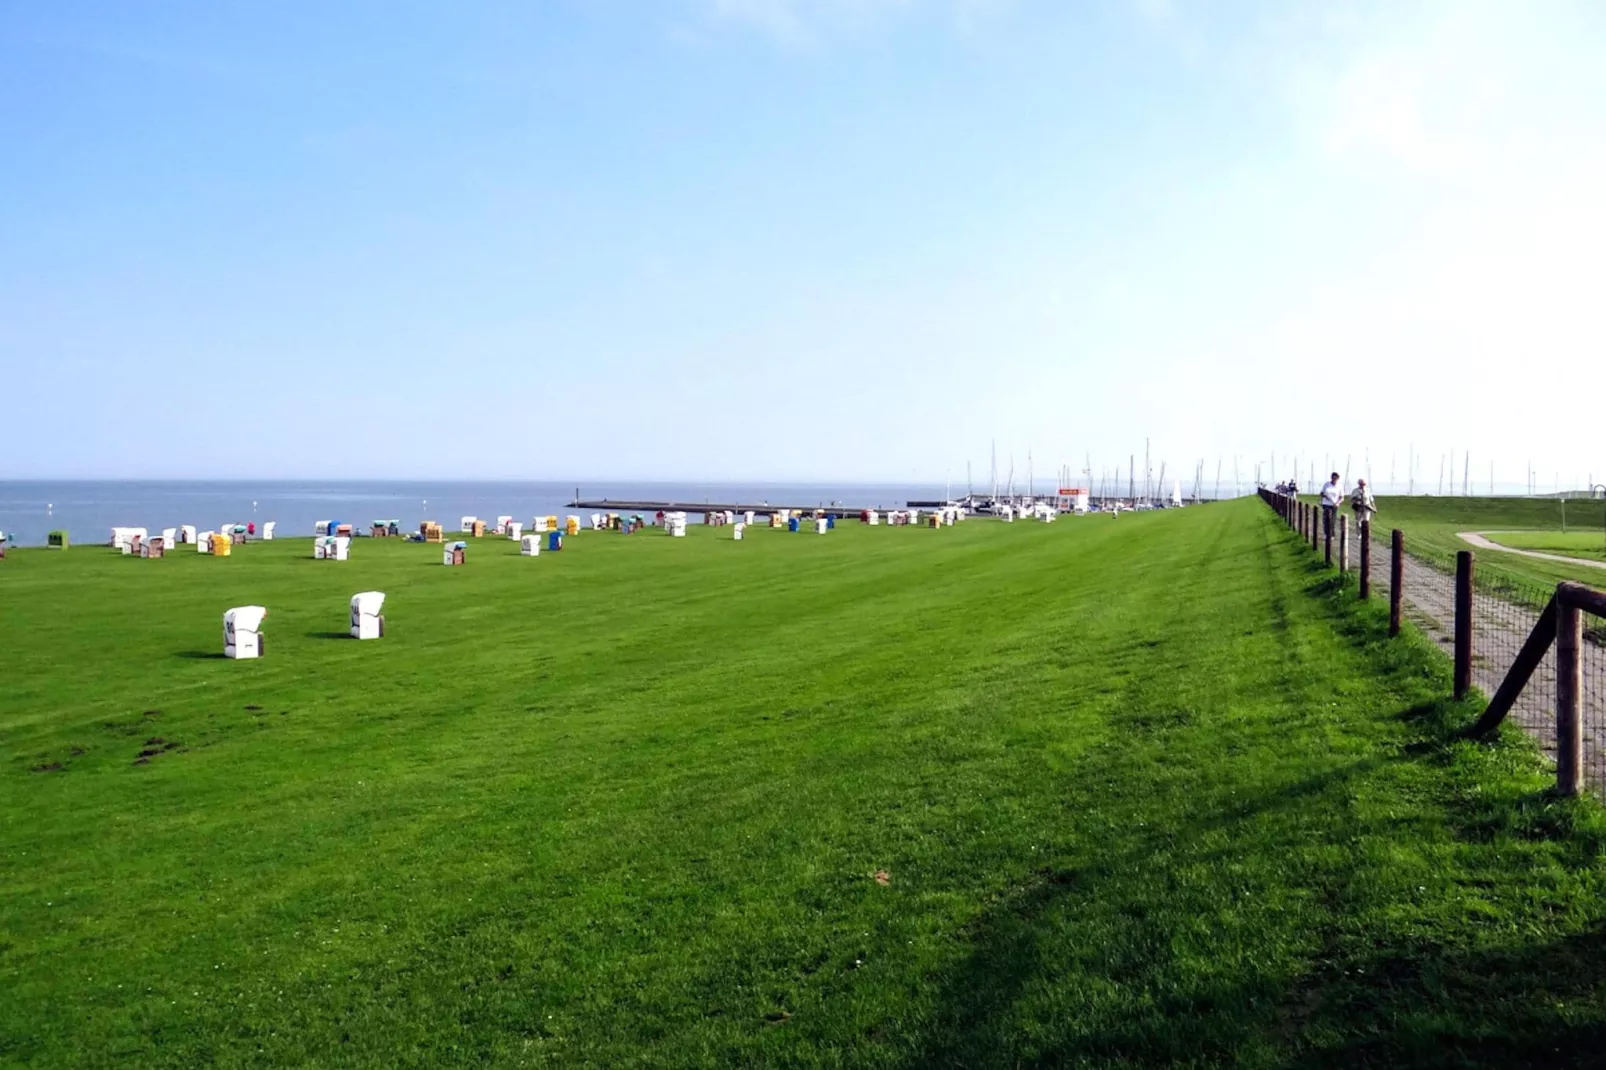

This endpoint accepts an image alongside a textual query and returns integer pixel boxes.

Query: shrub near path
[0,503,1602,1067]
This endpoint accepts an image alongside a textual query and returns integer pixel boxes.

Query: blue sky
[3,1,1604,489]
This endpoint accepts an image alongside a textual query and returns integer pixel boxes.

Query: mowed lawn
[1483,530,1606,565]
[2,502,1604,1068]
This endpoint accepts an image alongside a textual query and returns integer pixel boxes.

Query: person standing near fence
[1350,478,1377,528]
[1320,471,1344,539]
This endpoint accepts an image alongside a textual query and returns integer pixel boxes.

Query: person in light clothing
[1319,472,1344,539]
[1351,479,1378,528]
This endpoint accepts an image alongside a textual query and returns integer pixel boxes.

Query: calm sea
[0,480,955,547]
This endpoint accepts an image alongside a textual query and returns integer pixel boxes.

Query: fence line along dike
[1260,487,1606,796]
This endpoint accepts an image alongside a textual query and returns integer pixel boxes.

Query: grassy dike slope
[1373,496,1606,589]
[2,503,1603,1067]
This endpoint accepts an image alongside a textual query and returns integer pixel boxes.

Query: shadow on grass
[894,522,1606,1066]
[1281,923,1606,1068]
[903,743,1606,1068]
[903,530,1606,1066]
[305,631,350,641]
[174,651,225,660]
[903,758,1394,1068]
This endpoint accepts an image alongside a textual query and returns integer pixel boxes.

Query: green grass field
[1358,496,1606,592]
[1481,530,1606,565]
[3,503,1605,1067]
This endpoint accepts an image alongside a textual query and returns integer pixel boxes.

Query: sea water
[0,480,953,547]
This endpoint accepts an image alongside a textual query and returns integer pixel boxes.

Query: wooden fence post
[1454,550,1475,700]
[1339,515,1349,574]
[1325,508,1334,566]
[1311,506,1320,553]
[1359,520,1371,598]
[1556,599,1583,796]
[1389,529,1404,636]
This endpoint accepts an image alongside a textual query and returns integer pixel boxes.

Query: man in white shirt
[1319,472,1344,540]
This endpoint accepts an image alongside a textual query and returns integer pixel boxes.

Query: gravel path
[1363,528,1606,791]
[1457,531,1606,571]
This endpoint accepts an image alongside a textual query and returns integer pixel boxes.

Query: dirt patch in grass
[30,761,63,773]
[133,738,183,763]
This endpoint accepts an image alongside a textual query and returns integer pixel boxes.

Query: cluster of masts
[958,437,1212,511]
[1255,448,1603,498]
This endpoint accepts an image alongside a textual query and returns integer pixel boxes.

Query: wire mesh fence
[1584,625,1606,793]
[1469,572,1556,758]
[1260,489,1606,797]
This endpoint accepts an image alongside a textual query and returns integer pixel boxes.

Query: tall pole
[1129,455,1135,501]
